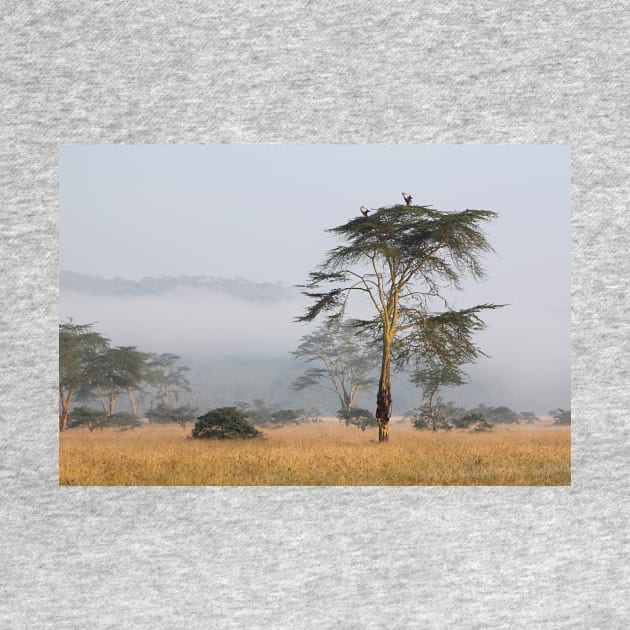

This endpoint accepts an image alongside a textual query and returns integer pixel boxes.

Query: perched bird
[402,192,413,206]
[360,206,370,217]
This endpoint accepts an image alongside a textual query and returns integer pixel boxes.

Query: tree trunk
[160,385,170,407]
[59,386,72,431]
[127,389,138,416]
[347,386,357,411]
[376,340,392,443]
[428,389,437,432]
[108,384,118,416]
[96,386,109,415]
[341,389,351,424]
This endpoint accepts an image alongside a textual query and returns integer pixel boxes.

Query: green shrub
[453,411,493,432]
[68,406,107,429]
[67,407,142,431]
[550,408,571,425]
[192,407,263,440]
[146,402,198,429]
[336,407,378,431]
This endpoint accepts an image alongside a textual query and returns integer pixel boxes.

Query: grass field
[59,420,571,486]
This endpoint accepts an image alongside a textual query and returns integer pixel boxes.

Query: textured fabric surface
[1,1,628,627]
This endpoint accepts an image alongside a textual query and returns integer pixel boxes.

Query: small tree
[192,407,263,440]
[108,412,144,431]
[412,398,460,431]
[411,362,468,431]
[469,404,520,425]
[337,407,378,431]
[146,402,199,431]
[292,321,380,413]
[144,353,191,407]
[236,400,318,428]
[412,404,493,432]
[550,408,571,425]
[488,405,519,424]
[519,411,538,424]
[68,407,143,431]
[67,406,108,430]
[452,411,494,432]
[269,409,300,426]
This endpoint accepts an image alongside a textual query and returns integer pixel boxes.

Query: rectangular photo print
[59,144,570,485]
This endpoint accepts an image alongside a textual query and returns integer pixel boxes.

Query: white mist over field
[60,286,308,356]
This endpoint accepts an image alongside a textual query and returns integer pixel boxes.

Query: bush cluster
[192,407,263,440]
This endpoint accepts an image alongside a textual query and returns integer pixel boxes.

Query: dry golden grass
[59,421,570,486]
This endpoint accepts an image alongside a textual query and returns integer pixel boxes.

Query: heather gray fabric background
[1,1,628,628]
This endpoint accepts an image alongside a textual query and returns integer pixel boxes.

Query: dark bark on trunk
[341,389,351,425]
[376,343,392,443]
[377,417,390,442]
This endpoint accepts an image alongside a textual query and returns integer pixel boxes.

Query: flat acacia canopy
[298,205,497,326]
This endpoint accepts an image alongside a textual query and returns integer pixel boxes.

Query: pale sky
[59,144,570,411]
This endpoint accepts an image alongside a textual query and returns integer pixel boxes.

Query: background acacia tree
[411,399,461,431]
[144,353,191,407]
[291,320,380,414]
[406,305,495,430]
[298,203,501,442]
[336,406,378,431]
[235,400,318,428]
[412,362,468,431]
[146,402,199,431]
[59,320,110,431]
[82,345,149,416]
[550,408,571,425]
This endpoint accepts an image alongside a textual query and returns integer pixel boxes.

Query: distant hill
[60,270,295,303]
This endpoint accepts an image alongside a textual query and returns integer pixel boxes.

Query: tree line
[59,317,570,436]
[59,321,321,434]
[59,320,194,431]
[291,321,571,432]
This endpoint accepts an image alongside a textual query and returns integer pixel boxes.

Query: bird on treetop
[360,206,370,217]
[402,192,413,206]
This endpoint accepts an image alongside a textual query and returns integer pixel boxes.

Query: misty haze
[59,268,567,414]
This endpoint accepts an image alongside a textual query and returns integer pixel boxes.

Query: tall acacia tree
[297,203,501,442]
